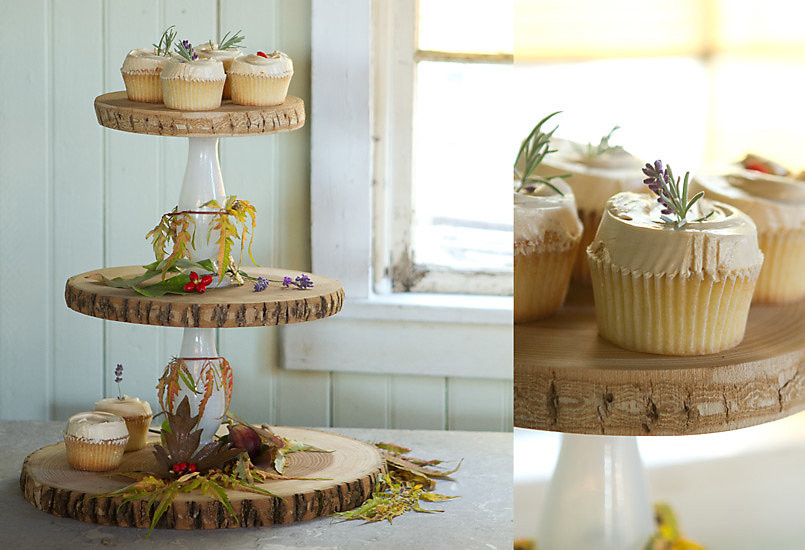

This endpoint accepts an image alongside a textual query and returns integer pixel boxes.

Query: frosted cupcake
[229,51,293,106]
[95,396,152,451]
[693,157,805,303]
[120,26,177,103]
[64,411,129,471]
[197,30,246,100]
[161,40,226,111]
[588,161,764,355]
[532,129,645,283]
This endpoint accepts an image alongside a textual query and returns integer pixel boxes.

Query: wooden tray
[20,427,384,529]
[515,284,805,436]
[65,266,343,328]
[94,92,305,137]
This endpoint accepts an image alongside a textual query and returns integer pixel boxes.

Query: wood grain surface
[65,266,343,328]
[20,427,384,529]
[515,284,805,436]
[94,92,305,137]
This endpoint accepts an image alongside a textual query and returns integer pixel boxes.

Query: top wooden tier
[94,92,305,137]
[515,284,805,437]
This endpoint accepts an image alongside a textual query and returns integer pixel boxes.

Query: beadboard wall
[0,0,513,431]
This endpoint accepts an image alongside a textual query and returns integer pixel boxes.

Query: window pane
[716,0,805,51]
[412,60,514,272]
[418,0,513,55]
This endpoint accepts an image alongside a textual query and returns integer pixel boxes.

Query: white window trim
[279,0,512,381]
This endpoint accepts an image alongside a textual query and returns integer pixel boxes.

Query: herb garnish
[153,25,176,57]
[114,363,124,399]
[514,111,568,196]
[218,30,246,51]
[575,125,623,158]
[642,160,713,228]
[174,39,198,62]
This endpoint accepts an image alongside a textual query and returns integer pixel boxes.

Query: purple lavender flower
[282,276,293,287]
[253,277,269,292]
[114,363,124,399]
[175,39,198,62]
[282,274,314,289]
[641,159,709,228]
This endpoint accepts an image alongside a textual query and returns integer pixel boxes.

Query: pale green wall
[0,0,512,431]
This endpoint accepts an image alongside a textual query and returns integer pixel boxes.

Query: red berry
[257,51,268,58]
[744,162,771,174]
[201,274,213,286]
[189,271,199,282]
[189,464,197,473]
[196,284,207,294]
[184,282,196,292]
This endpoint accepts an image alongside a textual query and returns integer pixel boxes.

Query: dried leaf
[419,492,459,502]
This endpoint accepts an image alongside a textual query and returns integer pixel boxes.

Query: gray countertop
[1,422,512,549]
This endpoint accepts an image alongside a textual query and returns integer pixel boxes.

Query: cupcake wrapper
[572,209,601,284]
[122,71,163,103]
[161,78,225,111]
[230,73,292,106]
[754,229,805,303]
[120,414,152,452]
[588,255,759,355]
[514,241,578,323]
[64,434,129,472]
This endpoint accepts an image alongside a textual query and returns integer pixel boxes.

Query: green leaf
[419,492,459,502]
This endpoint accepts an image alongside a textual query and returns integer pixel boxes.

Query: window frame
[279,0,512,380]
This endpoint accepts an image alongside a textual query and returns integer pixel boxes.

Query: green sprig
[153,25,177,57]
[218,30,246,50]
[576,125,623,158]
[514,112,568,196]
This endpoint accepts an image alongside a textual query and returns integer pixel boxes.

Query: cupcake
[94,396,152,451]
[161,40,226,111]
[588,161,764,356]
[532,130,646,283]
[692,157,805,303]
[514,181,583,322]
[64,411,129,471]
[120,26,176,103]
[197,30,246,100]
[229,51,293,106]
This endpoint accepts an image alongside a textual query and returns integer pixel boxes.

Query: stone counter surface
[0,421,512,549]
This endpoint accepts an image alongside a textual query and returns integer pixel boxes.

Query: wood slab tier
[515,284,805,436]
[65,266,343,328]
[20,427,384,529]
[94,92,304,137]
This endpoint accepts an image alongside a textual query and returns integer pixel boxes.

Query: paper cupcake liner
[120,414,152,452]
[121,71,163,103]
[230,73,292,106]
[161,78,225,111]
[571,208,602,283]
[588,255,759,355]
[514,239,578,323]
[754,229,805,303]
[64,434,129,471]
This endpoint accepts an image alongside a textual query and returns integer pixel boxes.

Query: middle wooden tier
[515,283,805,437]
[66,266,343,328]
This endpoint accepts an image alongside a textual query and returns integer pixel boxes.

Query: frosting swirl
[533,137,646,211]
[121,48,171,73]
[588,192,763,279]
[229,51,293,77]
[95,395,152,418]
[514,179,583,253]
[65,411,129,441]
[160,57,226,82]
[692,170,805,232]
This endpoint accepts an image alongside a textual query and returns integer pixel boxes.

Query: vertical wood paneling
[447,378,508,431]
[0,0,51,420]
[390,375,446,429]
[51,0,105,420]
[332,372,390,428]
[275,370,330,426]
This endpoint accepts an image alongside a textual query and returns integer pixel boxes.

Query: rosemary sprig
[219,30,246,50]
[642,160,713,229]
[153,25,177,57]
[576,125,622,158]
[514,111,568,196]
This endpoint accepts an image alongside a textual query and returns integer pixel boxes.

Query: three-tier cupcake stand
[515,283,805,549]
[19,92,384,530]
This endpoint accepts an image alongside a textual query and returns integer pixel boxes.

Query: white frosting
[121,48,171,73]
[95,395,152,418]
[588,192,763,279]
[197,43,243,63]
[229,52,293,77]
[160,57,226,82]
[692,170,805,232]
[65,411,129,441]
[533,137,646,212]
[514,179,583,253]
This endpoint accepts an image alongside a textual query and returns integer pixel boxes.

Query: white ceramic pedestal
[537,433,654,550]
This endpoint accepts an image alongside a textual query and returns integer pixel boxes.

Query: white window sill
[280,293,513,380]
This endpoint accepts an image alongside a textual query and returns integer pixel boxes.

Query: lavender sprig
[642,160,712,229]
[174,39,198,62]
[514,112,568,196]
[252,274,314,292]
[114,363,124,399]
[153,25,177,57]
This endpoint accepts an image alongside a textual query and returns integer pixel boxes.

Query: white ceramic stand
[537,433,654,550]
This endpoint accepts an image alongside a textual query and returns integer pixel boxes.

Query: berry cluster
[170,462,197,475]
[184,272,213,293]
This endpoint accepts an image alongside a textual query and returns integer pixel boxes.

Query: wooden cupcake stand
[515,283,805,549]
[20,92,384,529]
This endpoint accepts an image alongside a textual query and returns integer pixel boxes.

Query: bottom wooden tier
[20,427,384,529]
